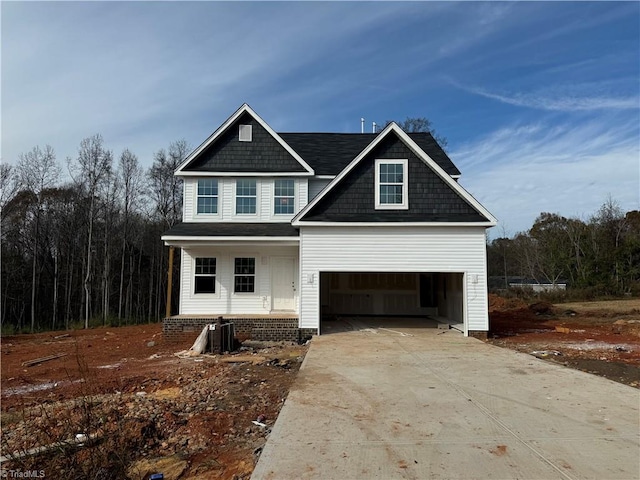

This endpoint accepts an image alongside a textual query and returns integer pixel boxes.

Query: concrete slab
[252,319,640,480]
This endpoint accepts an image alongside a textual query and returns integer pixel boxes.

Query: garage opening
[320,272,464,332]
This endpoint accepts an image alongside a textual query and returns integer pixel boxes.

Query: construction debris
[531,350,563,359]
[21,352,67,367]
[219,355,266,364]
[174,325,210,358]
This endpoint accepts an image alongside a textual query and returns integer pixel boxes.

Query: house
[161,104,497,342]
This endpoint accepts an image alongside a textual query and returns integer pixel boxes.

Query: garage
[319,272,464,331]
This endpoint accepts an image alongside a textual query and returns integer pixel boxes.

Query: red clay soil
[1,323,307,479]
[1,324,173,408]
[487,294,640,388]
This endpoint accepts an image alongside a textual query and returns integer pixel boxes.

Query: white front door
[271,257,296,311]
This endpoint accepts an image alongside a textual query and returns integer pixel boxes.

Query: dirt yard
[1,324,307,479]
[487,295,640,388]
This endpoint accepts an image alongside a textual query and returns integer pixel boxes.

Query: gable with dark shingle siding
[183,112,308,172]
[300,133,488,222]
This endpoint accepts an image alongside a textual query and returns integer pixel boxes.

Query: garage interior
[319,272,464,332]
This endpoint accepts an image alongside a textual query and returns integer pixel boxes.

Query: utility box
[207,317,235,354]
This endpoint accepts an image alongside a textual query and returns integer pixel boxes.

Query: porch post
[165,246,175,318]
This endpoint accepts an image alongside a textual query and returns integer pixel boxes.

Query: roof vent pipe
[372,122,377,133]
[361,118,364,134]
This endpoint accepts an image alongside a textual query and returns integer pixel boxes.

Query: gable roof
[176,104,314,176]
[280,132,460,177]
[293,123,497,226]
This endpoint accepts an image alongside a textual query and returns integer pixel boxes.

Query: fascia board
[294,221,496,227]
[176,171,313,177]
[161,236,300,242]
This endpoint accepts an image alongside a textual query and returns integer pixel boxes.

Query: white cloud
[451,81,639,112]
[452,117,640,235]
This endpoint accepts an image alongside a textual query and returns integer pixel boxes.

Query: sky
[2,1,639,235]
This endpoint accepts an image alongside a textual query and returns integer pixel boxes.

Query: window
[239,124,252,142]
[375,159,408,209]
[234,257,255,293]
[197,179,218,214]
[194,258,216,294]
[236,179,257,214]
[274,179,295,214]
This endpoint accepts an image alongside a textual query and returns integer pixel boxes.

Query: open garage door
[320,272,464,330]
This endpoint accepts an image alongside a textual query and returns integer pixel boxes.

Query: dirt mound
[528,301,554,316]
[488,293,527,312]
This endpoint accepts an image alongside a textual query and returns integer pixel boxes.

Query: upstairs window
[274,179,295,215]
[236,179,257,214]
[197,179,218,214]
[375,159,408,210]
[234,257,256,293]
[239,124,252,142]
[194,258,216,294]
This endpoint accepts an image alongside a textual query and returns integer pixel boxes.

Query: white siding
[299,226,490,334]
[308,178,331,202]
[183,177,308,223]
[179,245,299,315]
[183,180,194,221]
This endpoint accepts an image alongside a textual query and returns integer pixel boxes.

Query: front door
[271,257,296,311]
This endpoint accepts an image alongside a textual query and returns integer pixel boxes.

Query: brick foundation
[163,316,315,343]
[467,330,488,340]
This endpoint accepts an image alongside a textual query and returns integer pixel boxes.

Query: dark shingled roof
[162,223,299,238]
[279,132,460,177]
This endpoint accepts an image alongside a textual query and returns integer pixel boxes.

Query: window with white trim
[274,179,295,214]
[234,257,255,293]
[375,159,408,209]
[194,258,216,294]
[236,179,257,214]
[239,124,252,142]
[197,179,218,214]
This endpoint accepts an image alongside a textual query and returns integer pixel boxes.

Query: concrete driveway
[252,318,639,480]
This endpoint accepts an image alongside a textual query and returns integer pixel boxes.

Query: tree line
[1,135,186,333]
[487,200,640,297]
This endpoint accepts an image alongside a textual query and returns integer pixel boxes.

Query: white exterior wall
[299,226,490,334]
[179,245,299,315]
[183,177,308,223]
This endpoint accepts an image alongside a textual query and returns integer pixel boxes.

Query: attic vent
[239,124,252,142]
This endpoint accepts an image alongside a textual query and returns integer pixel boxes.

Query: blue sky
[2,1,639,235]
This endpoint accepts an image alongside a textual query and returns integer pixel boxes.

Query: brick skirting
[467,330,488,340]
[163,316,315,343]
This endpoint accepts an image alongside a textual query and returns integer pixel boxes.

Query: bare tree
[0,163,19,217]
[148,140,188,227]
[16,145,60,332]
[68,135,113,329]
[117,149,143,321]
[381,117,448,149]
